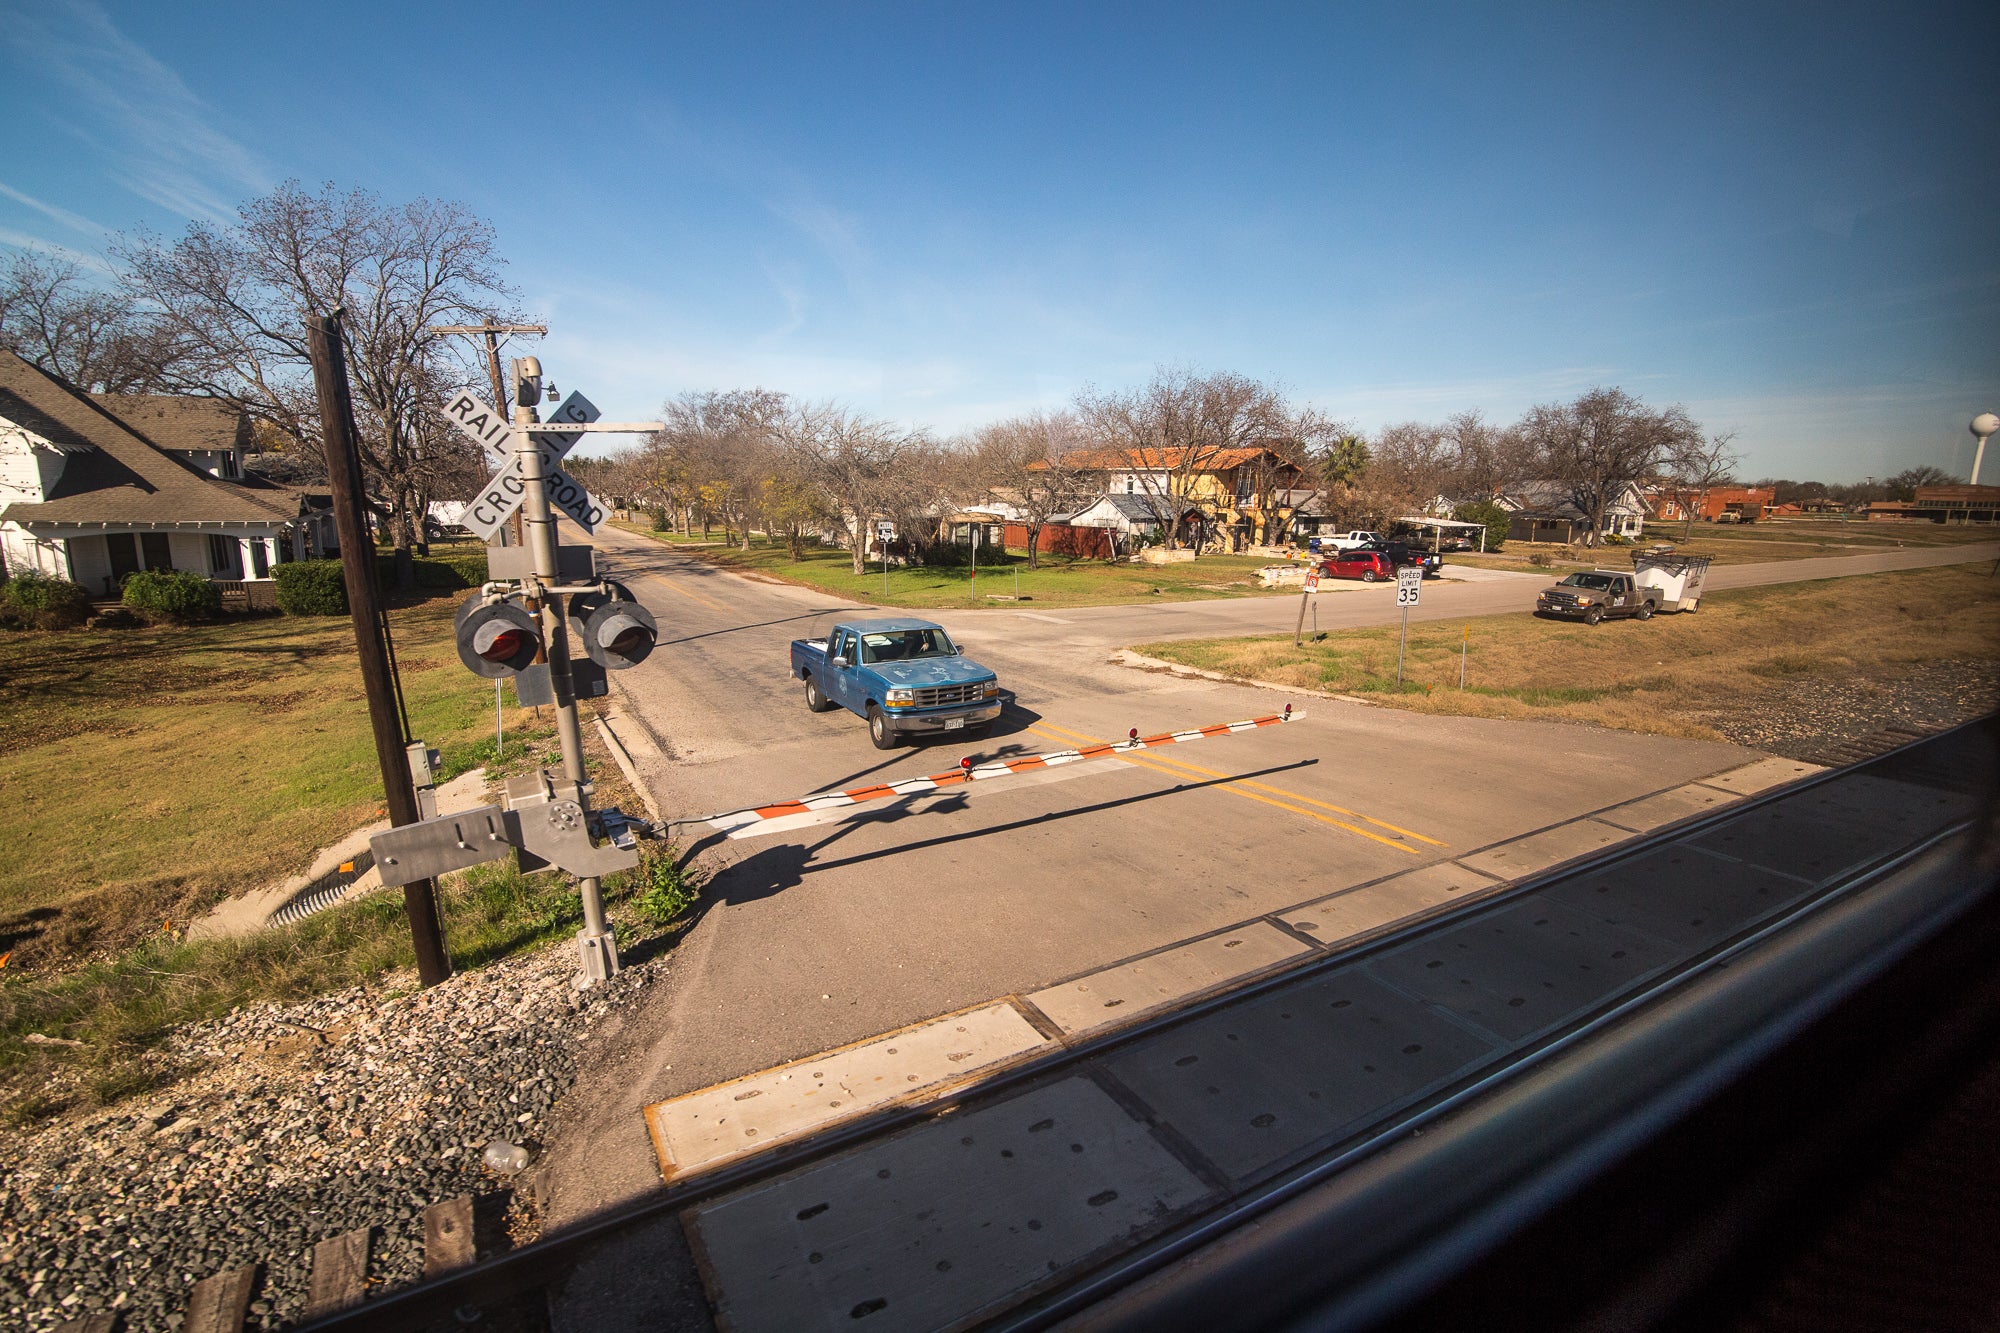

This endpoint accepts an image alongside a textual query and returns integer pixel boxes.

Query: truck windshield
[1558,574,1619,590]
[859,628,957,663]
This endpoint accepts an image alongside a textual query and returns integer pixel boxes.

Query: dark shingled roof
[91,393,252,456]
[0,352,296,526]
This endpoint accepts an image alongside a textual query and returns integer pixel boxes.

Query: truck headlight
[886,688,914,706]
[982,681,1001,699]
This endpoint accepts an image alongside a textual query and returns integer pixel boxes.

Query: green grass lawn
[0,556,701,1126]
[0,597,509,969]
[611,522,1294,609]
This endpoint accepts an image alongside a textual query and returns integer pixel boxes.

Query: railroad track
[129,716,1999,1333]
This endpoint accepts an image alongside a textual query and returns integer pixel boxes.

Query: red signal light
[477,626,529,664]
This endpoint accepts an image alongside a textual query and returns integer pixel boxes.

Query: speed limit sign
[1396,565,1422,606]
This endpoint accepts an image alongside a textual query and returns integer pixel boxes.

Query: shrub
[273,559,348,615]
[121,569,221,620]
[408,550,487,590]
[630,848,704,927]
[1451,501,1511,553]
[1528,551,1553,568]
[1,571,93,629]
[650,508,671,532]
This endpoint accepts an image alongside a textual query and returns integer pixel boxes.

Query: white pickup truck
[1315,530,1381,552]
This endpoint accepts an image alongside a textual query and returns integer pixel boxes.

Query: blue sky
[3,1,1995,481]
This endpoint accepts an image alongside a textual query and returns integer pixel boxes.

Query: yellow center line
[1032,719,1446,848]
[1027,725,1422,855]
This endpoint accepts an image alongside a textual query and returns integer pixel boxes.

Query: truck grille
[912,682,985,708]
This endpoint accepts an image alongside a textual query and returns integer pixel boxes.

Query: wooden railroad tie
[164,1192,480,1331]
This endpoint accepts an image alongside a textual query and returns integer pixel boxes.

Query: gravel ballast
[0,943,664,1331]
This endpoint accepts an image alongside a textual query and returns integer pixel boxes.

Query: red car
[1319,550,1397,582]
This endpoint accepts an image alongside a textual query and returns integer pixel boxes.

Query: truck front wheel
[1584,605,1604,625]
[868,705,898,750]
[805,675,835,712]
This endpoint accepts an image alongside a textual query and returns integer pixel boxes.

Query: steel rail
[299,715,1999,1332]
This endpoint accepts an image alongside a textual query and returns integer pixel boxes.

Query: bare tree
[1662,430,1743,537]
[1073,366,1292,557]
[0,253,183,393]
[1440,409,1538,498]
[654,389,788,549]
[775,403,919,574]
[1232,407,1349,548]
[116,182,513,583]
[970,411,1090,567]
[1519,388,1703,546]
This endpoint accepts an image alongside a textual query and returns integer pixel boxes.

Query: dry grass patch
[1445,519,1998,577]
[1137,565,2000,741]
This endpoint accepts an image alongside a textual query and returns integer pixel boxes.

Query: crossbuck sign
[442,389,611,539]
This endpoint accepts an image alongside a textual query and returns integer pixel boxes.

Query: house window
[221,452,240,479]
[140,532,173,570]
[208,535,233,573]
[1125,479,1135,494]
[251,541,269,578]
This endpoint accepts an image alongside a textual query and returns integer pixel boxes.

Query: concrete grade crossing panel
[685,1076,1209,1333]
[646,1004,1050,1181]
[1280,861,1502,946]
[1024,922,1314,1036]
[1458,819,1632,882]
[1697,756,1826,796]
[1596,782,1742,833]
[1766,772,1979,837]
[1365,896,1684,1045]
[1541,844,1816,951]
[1688,799,1942,887]
[1100,970,1499,1185]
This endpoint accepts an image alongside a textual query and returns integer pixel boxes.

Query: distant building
[1864,485,2000,524]
[1649,484,1776,523]
[1042,447,1310,547]
[0,351,331,597]
[1498,480,1649,542]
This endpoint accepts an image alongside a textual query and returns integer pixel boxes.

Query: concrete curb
[1110,648,1375,708]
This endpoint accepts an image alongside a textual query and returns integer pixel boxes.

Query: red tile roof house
[0,352,333,605]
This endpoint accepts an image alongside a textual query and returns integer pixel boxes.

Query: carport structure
[1394,515,1490,551]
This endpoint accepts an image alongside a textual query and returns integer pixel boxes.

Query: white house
[1498,480,1650,541]
[0,351,327,597]
[1063,493,1158,534]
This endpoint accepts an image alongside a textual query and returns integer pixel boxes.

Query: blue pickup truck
[791,618,1003,749]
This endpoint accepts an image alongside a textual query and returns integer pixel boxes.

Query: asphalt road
[532,530,2000,1232]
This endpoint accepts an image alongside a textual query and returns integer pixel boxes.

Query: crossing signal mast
[368,352,668,989]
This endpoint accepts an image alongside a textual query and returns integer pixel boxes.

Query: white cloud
[0,182,109,237]
[0,229,117,274]
[3,0,268,222]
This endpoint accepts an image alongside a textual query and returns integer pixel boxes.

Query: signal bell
[455,597,543,677]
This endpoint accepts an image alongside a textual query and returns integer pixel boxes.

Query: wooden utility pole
[309,309,451,987]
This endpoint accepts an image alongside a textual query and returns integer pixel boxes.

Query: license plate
[943,717,965,730]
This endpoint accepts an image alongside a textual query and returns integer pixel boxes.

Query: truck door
[830,630,862,710]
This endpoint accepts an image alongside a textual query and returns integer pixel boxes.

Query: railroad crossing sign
[1396,565,1422,607]
[442,389,611,539]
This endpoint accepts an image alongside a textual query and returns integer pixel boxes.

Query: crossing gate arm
[690,709,1304,839]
